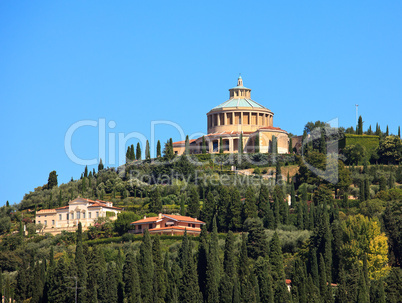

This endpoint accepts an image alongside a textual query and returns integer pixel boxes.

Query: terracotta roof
[258,126,287,132]
[56,206,69,210]
[149,226,201,232]
[37,209,57,214]
[131,214,205,225]
[285,279,292,285]
[172,139,197,145]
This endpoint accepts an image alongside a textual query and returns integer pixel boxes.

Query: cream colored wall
[207,107,273,134]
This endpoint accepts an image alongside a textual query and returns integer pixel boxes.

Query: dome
[212,98,268,110]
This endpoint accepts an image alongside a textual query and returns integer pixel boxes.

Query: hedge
[339,134,380,153]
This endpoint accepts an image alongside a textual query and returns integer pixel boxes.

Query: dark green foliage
[152,235,167,302]
[255,133,260,153]
[244,186,257,219]
[145,140,151,160]
[75,223,87,303]
[48,170,58,189]
[272,135,278,154]
[244,218,268,259]
[179,231,200,303]
[186,186,200,218]
[289,137,293,154]
[201,191,215,231]
[239,133,243,154]
[149,187,162,214]
[114,211,140,235]
[202,136,207,154]
[357,115,363,135]
[139,230,153,303]
[217,186,231,232]
[123,250,141,303]
[136,142,142,160]
[185,135,190,155]
[385,267,402,303]
[157,140,161,157]
[255,257,274,303]
[219,273,233,303]
[228,187,242,231]
[383,200,402,266]
[205,217,220,303]
[223,231,236,280]
[105,263,118,303]
[357,267,369,303]
[197,225,208,299]
[269,232,285,283]
[98,158,104,171]
[219,137,224,154]
[275,161,282,184]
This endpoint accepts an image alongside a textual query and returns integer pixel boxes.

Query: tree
[123,250,141,303]
[201,191,215,231]
[228,187,242,231]
[341,214,390,279]
[163,139,174,160]
[223,231,236,280]
[47,171,58,189]
[244,218,268,259]
[205,217,220,303]
[239,133,243,154]
[399,126,401,138]
[289,137,293,154]
[271,136,278,154]
[152,235,167,302]
[269,232,285,282]
[202,136,207,154]
[217,186,231,232]
[149,187,162,214]
[139,230,154,303]
[98,158,104,171]
[255,257,274,303]
[357,115,363,135]
[114,212,140,235]
[219,137,223,154]
[157,140,161,158]
[377,135,402,164]
[186,186,200,218]
[197,225,208,299]
[244,186,257,219]
[275,161,282,185]
[136,143,142,160]
[145,140,151,160]
[185,135,190,155]
[255,132,260,153]
[75,222,87,303]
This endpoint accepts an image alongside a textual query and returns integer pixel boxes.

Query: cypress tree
[126,146,130,162]
[239,133,243,154]
[152,235,167,302]
[275,161,282,185]
[105,263,118,303]
[291,182,296,208]
[245,218,269,259]
[238,233,252,302]
[157,140,161,157]
[130,144,135,160]
[292,258,307,303]
[271,135,277,154]
[399,126,401,138]
[228,187,242,231]
[197,225,208,299]
[357,115,363,135]
[149,187,162,214]
[202,136,207,154]
[244,186,258,219]
[217,186,231,231]
[75,222,87,303]
[360,178,365,201]
[357,267,369,303]
[255,257,274,303]
[335,264,348,303]
[310,248,319,288]
[319,253,328,299]
[296,200,304,230]
[98,158,104,171]
[386,125,389,136]
[255,132,260,153]
[145,140,151,159]
[179,194,185,216]
[269,232,285,282]
[219,137,224,154]
[223,231,236,280]
[123,250,141,303]
[136,143,141,160]
[185,135,190,155]
[258,184,269,220]
[320,129,326,153]
[139,230,153,303]
[273,196,280,229]
[186,186,200,218]
[289,137,293,154]
[205,217,220,303]
[179,231,200,303]
[201,191,215,231]
[219,273,233,303]
[47,170,58,189]
[279,195,289,225]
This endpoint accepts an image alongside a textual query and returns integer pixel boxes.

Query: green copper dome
[212,98,268,110]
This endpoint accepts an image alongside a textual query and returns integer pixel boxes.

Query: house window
[192,224,195,228]
[89,212,92,218]
[96,212,99,218]
[188,223,191,227]
[44,220,47,226]
[52,220,55,225]
[138,225,142,230]
[38,221,41,224]
[149,223,153,229]
[66,214,69,220]
[76,212,80,219]
[59,214,62,220]
[71,213,74,220]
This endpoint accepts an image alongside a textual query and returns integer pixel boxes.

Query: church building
[173,76,289,155]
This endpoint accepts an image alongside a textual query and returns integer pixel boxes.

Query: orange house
[130,213,205,236]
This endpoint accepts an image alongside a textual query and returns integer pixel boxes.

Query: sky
[1,1,401,206]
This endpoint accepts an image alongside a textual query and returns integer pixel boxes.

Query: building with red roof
[131,213,205,236]
[35,197,122,235]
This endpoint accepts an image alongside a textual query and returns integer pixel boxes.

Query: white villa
[35,197,122,234]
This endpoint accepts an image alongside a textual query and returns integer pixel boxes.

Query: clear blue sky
[1,1,401,206]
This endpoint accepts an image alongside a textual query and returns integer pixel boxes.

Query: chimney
[195,218,197,221]
[143,215,146,219]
